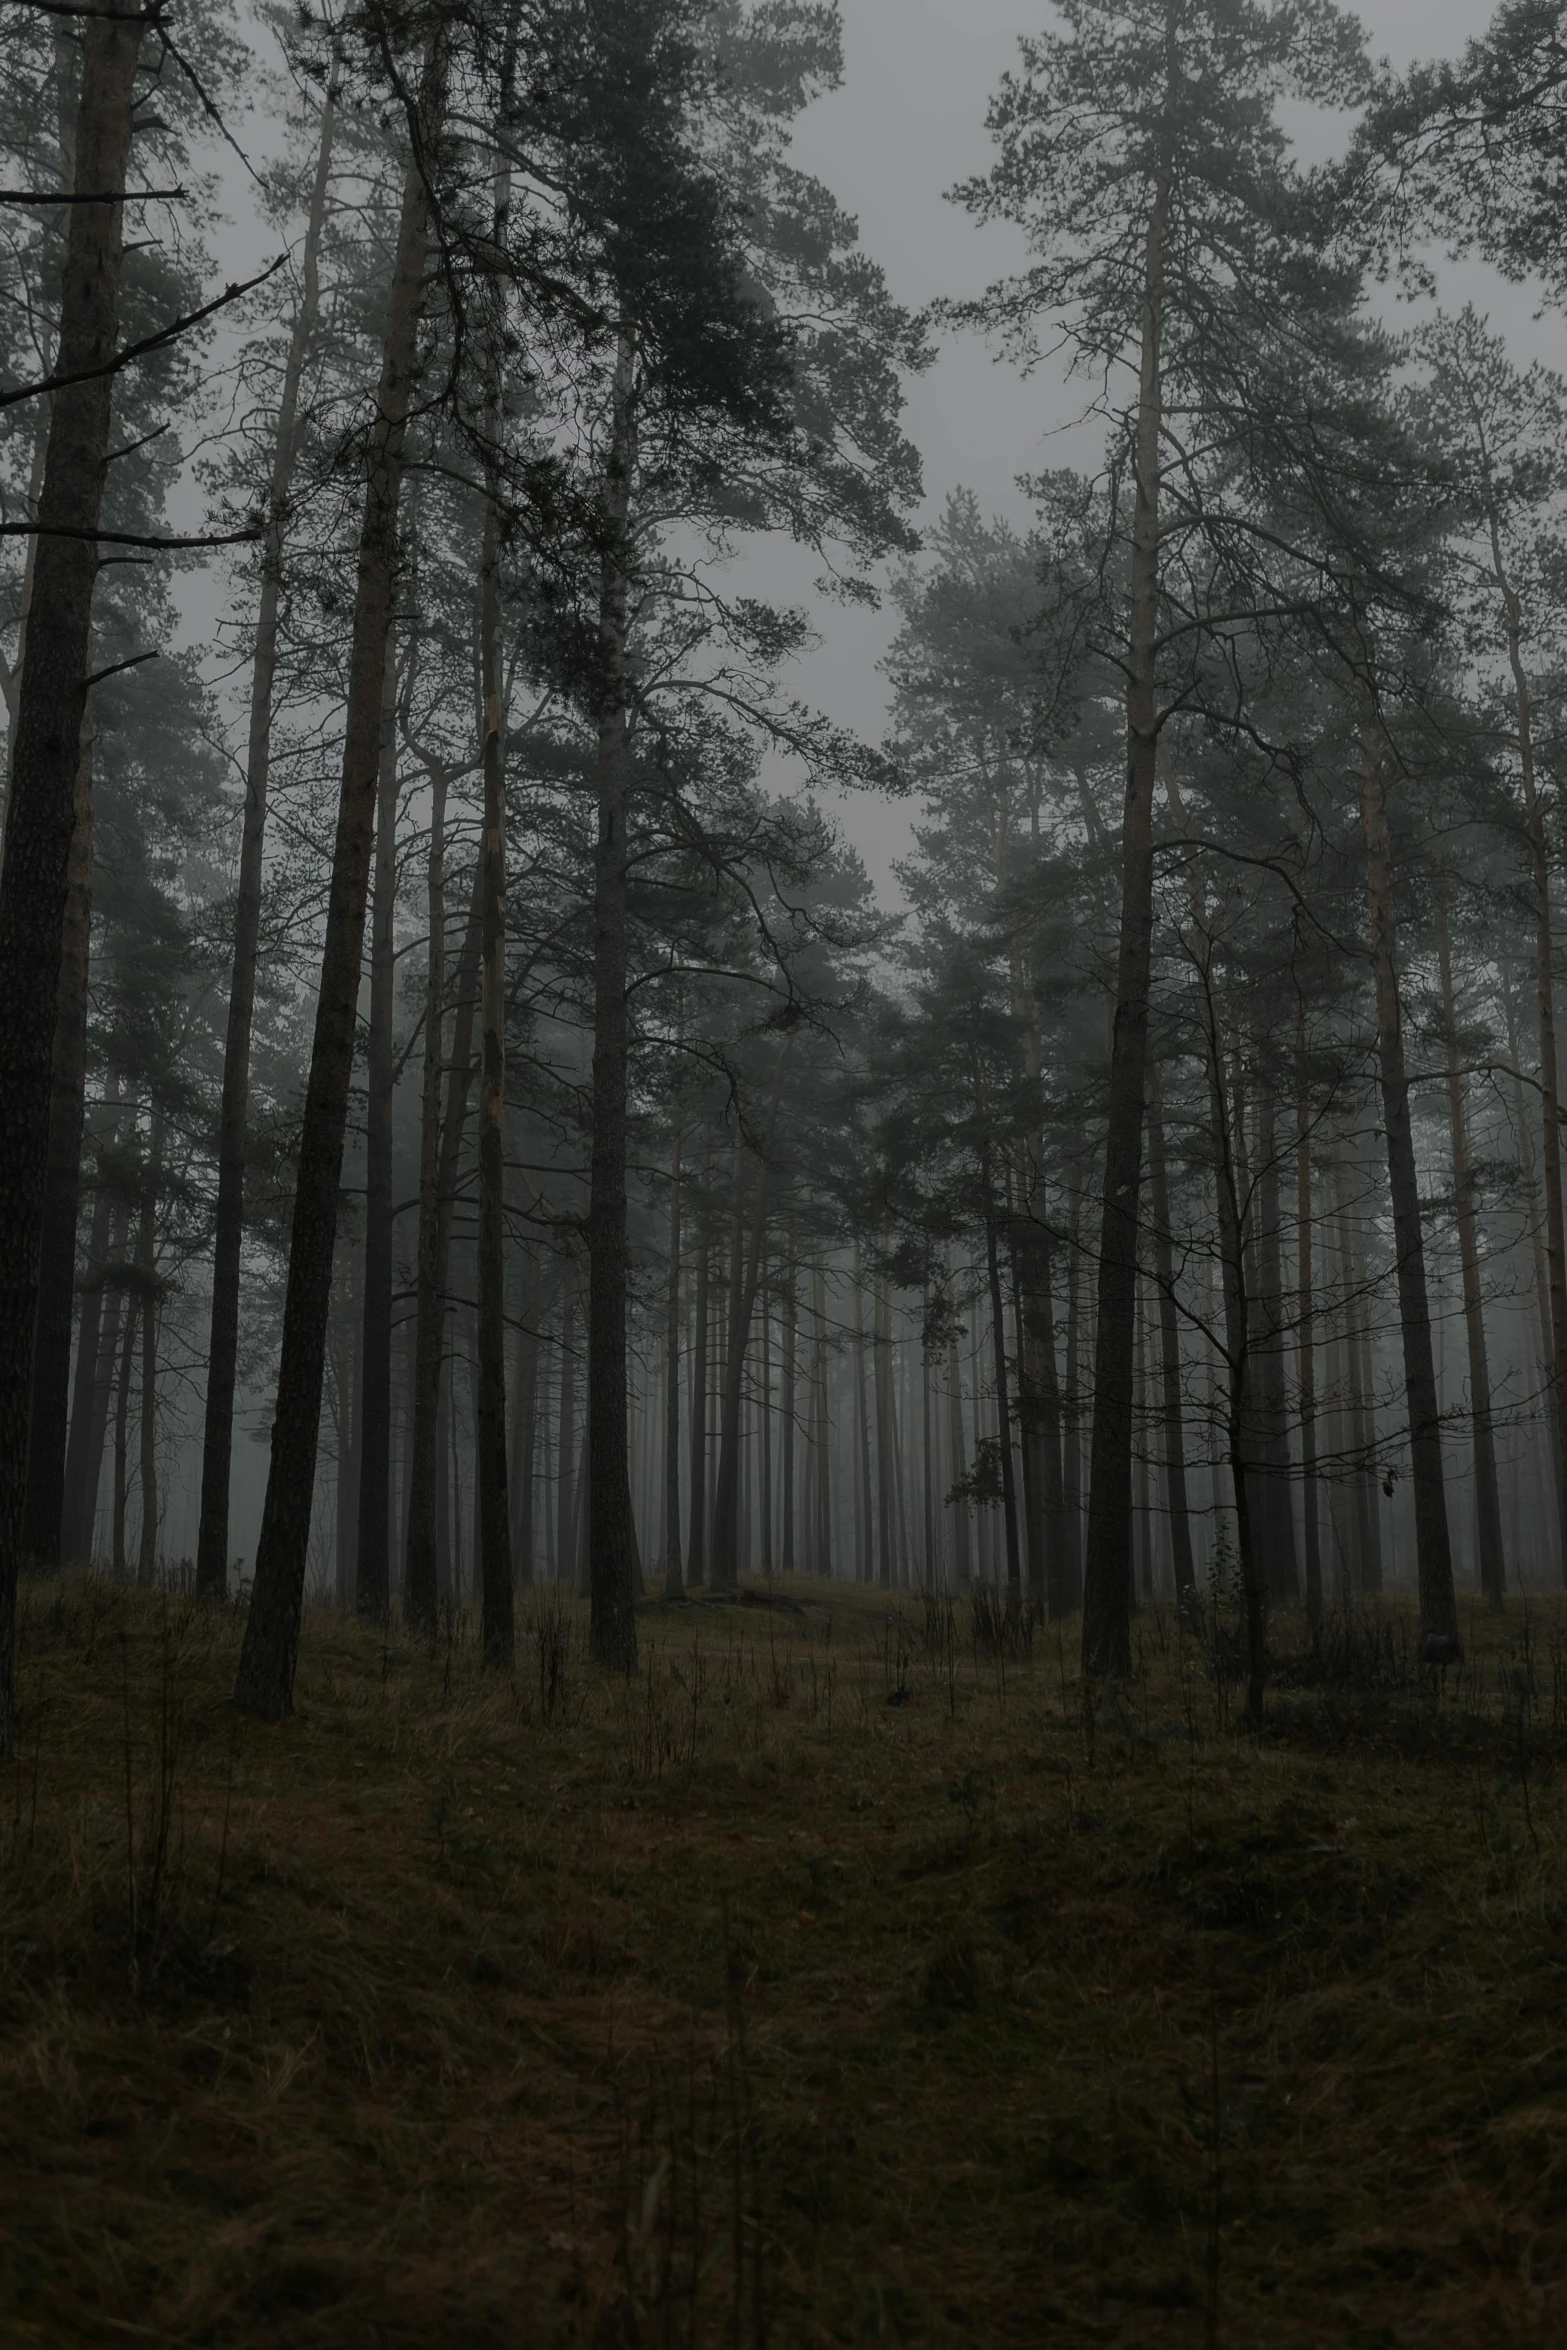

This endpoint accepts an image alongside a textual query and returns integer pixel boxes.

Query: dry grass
[3,1569,1567,2346]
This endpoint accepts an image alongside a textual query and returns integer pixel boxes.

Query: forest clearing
[5,1570,1566,2347]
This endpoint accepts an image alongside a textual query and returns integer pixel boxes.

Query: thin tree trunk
[1499,953,1561,1555]
[1294,991,1323,1633]
[198,63,339,1604]
[874,1271,893,1588]
[135,1114,161,1589]
[235,29,448,1719]
[62,1140,118,1562]
[947,1338,971,1590]
[586,325,639,1670]
[1081,119,1173,1686]
[1061,1215,1083,1609]
[509,1252,539,1587]
[663,1125,684,1595]
[1435,881,1506,1608]
[1147,1076,1196,1608]
[406,849,484,1626]
[982,1149,1024,1617]
[1486,504,1567,1574]
[0,0,148,1755]
[780,1242,796,1571]
[1357,713,1459,1649]
[23,702,93,1564]
[761,1275,773,1571]
[355,651,399,1621]
[557,1288,577,1584]
[686,1183,709,1588]
[1255,1075,1300,1605]
[79,1233,126,1568]
[113,1294,136,1580]
[853,1258,872,1584]
[811,1255,831,1577]
[475,365,513,1670]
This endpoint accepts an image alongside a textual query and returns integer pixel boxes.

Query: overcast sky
[770,0,1567,903]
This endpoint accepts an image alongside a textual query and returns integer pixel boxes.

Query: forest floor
[2,1571,1566,2348]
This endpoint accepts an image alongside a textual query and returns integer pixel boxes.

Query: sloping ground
[2,1573,1564,2346]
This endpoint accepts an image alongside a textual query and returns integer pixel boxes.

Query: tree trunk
[235,28,448,1719]
[476,445,513,1671]
[24,704,94,1564]
[1147,1077,1196,1608]
[947,1338,971,1590]
[1499,953,1561,1559]
[874,1272,895,1588]
[1200,965,1267,1716]
[61,1138,119,1562]
[135,1113,161,1588]
[1254,1076,1300,1605]
[355,652,399,1621]
[712,1140,747,1591]
[77,1226,127,1566]
[1080,136,1172,1686]
[113,1292,136,1580]
[405,849,484,1628]
[780,1243,796,1571]
[811,1255,831,1576]
[663,1126,684,1595]
[509,1251,539,1587]
[1357,715,1459,1650]
[198,63,338,1605]
[1487,514,1567,1575]
[586,326,639,1670]
[1294,993,1323,1633]
[853,1258,872,1584]
[1435,881,1506,1608]
[686,1185,709,1587]
[1061,1215,1083,1609]
[0,0,147,1755]
[982,1151,1024,1617]
[557,1287,577,1583]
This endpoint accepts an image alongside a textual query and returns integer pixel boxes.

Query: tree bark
[113,1291,136,1580]
[0,0,147,1757]
[476,437,513,1671]
[1081,131,1172,1686]
[198,63,339,1605]
[135,1113,161,1588]
[61,1113,119,1562]
[1485,502,1567,1575]
[1356,713,1459,1649]
[947,1337,971,1590]
[23,701,94,1563]
[1293,992,1323,1632]
[355,652,399,1622]
[1435,880,1506,1608]
[586,326,639,1670]
[1147,1076,1196,1609]
[509,1251,540,1586]
[686,1183,709,1587]
[982,1147,1024,1617]
[780,1237,796,1571]
[1254,1075,1300,1606]
[236,31,448,1713]
[1498,953,1560,1556]
[659,1124,684,1596]
[73,1211,127,1565]
[811,1254,831,1576]
[405,848,484,1627]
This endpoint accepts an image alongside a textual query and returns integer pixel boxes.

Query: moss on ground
[2,1572,1566,2345]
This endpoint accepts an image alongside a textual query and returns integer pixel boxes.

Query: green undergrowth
[2,1571,1565,2345]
